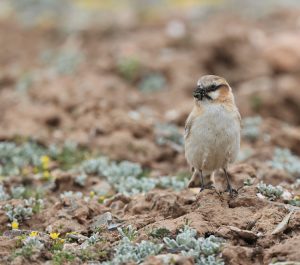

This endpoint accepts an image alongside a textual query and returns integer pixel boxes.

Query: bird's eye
[211,84,216,89]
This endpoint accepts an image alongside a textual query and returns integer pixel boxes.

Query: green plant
[138,73,166,93]
[81,157,187,195]
[3,204,33,221]
[74,174,87,187]
[149,227,171,239]
[25,197,44,214]
[242,116,262,141]
[104,236,163,264]
[13,236,43,260]
[155,123,184,148]
[11,186,26,199]
[49,142,88,169]
[13,244,35,259]
[117,56,141,82]
[163,226,224,265]
[87,232,100,245]
[0,141,46,176]
[243,178,254,186]
[60,191,83,200]
[52,250,76,265]
[269,148,300,177]
[256,182,283,200]
[78,248,108,262]
[117,225,138,241]
[0,185,9,201]
[250,94,263,112]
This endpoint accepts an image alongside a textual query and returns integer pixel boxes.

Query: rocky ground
[0,2,300,265]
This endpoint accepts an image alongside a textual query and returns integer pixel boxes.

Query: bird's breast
[185,104,240,171]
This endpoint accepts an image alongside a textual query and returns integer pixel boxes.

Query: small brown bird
[184,75,241,196]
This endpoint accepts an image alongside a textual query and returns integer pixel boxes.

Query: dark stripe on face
[193,84,221,100]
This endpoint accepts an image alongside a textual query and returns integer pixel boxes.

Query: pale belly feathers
[185,104,240,173]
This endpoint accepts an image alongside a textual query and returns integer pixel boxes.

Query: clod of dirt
[90,212,122,232]
[265,234,300,263]
[217,225,258,242]
[271,210,294,235]
[222,245,263,265]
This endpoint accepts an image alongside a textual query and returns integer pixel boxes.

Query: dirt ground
[0,3,300,265]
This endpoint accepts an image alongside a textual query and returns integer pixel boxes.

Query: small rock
[63,242,79,252]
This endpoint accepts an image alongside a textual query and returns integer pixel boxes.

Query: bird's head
[193,75,233,103]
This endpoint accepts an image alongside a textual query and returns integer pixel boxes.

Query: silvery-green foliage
[164,226,224,264]
[0,185,9,201]
[60,191,83,200]
[24,197,44,210]
[257,182,283,200]
[242,116,262,141]
[164,225,197,251]
[138,73,166,93]
[101,161,142,181]
[117,225,138,241]
[23,237,44,250]
[74,174,87,187]
[155,123,184,147]
[81,157,187,195]
[81,158,109,175]
[87,232,100,245]
[104,237,163,265]
[114,176,157,195]
[0,142,45,176]
[11,186,26,199]
[197,255,225,265]
[291,179,300,189]
[269,148,300,177]
[157,176,188,191]
[3,204,33,221]
[53,51,83,75]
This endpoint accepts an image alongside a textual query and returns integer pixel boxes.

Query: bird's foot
[225,185,238,197]
[199,184,215,193]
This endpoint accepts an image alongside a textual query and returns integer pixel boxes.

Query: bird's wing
[236,109,242,129]
[184,113,194,139]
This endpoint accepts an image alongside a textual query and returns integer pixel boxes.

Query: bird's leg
[199,169,205,192]
[223,168,238,197]
[188,169,201,188]
[188,169,215,190]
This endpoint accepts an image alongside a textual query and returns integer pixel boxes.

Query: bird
[184,75,241,196]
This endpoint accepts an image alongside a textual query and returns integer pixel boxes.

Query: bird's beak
[193,90,201,99]
[193,86,209,100]
[193,86,202,100]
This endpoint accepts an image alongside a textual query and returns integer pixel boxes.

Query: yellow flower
[29,231,38,237]
[50,232,60,240]
[40,155,50,164]
[60,239,65,244]
[89,191,95,198]
[11,220,19,230]
[42,171,51,181]
[40,155,50,169]
[294,195,300,201]
[98,195,106,203]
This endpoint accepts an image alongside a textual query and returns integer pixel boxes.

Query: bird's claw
[199,184,215,193]
[225,186,238,197]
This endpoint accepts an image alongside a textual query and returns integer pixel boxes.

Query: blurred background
[1,0,300,175]
[1,3,300,264]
